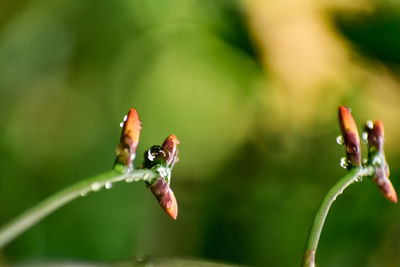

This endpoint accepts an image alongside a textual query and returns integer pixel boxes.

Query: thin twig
[0,169,157,249]
[302,166,374,267]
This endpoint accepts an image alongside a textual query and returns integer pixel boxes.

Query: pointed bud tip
[161,134,180,166]
[338,106,361,166]
[338,106,359,136]
[165,190,178,220]
[150,179,178,220]
[163,134,180,146]
[374,120,384,137]
[124,108,142,145]
[384,181,398,204]
[116,108,142,167]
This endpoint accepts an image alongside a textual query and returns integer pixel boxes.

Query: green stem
[302,166,374,267]
[0,169,157,249]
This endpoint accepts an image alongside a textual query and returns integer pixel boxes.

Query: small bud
[142,135,180,219]
[338,106,361,167]
[115,108,142,169]
[149,178,178,220]
[366,120,397,203]
[366,120,384,152]
[161,134,179,167]
[373,166,397,203]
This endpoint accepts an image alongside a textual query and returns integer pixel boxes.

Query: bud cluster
[143,135,180,220]
[365,120,397,203]
[114,108,180,219]
[114,108,142,172]
[338,106,397,203]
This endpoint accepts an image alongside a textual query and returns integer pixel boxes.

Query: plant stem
[302,166,374,267]
[0,169,157,249]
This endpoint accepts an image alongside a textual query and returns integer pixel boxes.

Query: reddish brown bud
[116,108,142,167]
[367,120,384,152]
[338,106,361,167]
[366,120,397,203]
[149,178,178,220]
[161,134,179,166]
[373,165,397,203]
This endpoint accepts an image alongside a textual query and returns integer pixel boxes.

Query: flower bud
[149,178,178,220]
[142,135,180,219]
[161,134,179,167]
[366,120,397,203]
[115,108,142,169]
[373,165,397,203]
[367,120,384,152]
[338,106,361,167]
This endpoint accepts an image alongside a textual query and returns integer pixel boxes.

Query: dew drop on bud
[340,157,348,169]
[366,120,373,130]
[123,115,128,122]
[361,132,368,144]
[336,135,344,145]
[119,122,124,128]
[372,156,383,166]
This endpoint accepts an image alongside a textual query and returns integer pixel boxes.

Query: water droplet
[366,120,373,130]
[355,176,363,183]
[363,158,368,164]
[119,122,124,128]
[340,157,348,169]
[361,132,368,144]
[125,177,134,183]
[147,150,155,161]
[80,190,88,197]
[105,182,112,189]
[336,135,344,145]
[123,115,128,122]
[372,156,383,166]
[91,182,101,192]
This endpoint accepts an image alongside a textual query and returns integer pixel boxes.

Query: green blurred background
[1,0,400,266]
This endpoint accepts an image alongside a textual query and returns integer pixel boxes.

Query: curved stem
[302,166,374,267]
[0,169,157,249]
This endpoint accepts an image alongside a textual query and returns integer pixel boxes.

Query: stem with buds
[0,107,181,249]
[302,106,397,266]
[0,169,158,249]
[302,166,374,267]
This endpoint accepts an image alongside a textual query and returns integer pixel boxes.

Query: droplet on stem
[361,132,368,144]
[91,182,101,192]
[366,120,373,130]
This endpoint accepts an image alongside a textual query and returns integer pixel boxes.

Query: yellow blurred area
[244,0,400,148]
